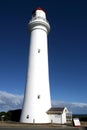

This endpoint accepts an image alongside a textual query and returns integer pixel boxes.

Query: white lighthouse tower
[20,7,51,123]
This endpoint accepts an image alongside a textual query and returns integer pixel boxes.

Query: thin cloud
[52,100,87,114]
[0,91,23,112]
[71,102,87,108]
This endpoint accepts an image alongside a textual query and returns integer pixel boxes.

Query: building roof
[47,107,65,114]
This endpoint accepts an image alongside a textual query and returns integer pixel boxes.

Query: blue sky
[0,0,87,112]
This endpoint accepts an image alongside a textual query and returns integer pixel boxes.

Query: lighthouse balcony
[30,16,49,24]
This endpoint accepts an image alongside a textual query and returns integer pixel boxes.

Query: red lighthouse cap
[32,7,46,14]
[36,7,45,13]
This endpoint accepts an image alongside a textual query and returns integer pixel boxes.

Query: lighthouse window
[26,115,29,119]
[38,49,40,53]
[37,95,40,99]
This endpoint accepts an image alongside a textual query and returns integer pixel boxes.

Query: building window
[26,115,29,119]
[37,95,40,99]
[38,49,40,53]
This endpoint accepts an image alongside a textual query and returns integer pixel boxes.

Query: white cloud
[0,91,23,112]
[71,102,87,108]
[52,100,87,114]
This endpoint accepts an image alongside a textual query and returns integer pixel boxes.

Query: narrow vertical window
[26,115,29,119]
[37,95,40,99]
[38,49,40,53]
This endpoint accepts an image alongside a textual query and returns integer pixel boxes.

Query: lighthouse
[20,7,51,123]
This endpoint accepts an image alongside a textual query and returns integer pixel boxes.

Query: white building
[47,107,72,124]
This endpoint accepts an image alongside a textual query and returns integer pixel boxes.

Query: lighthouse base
[20,113,50,124]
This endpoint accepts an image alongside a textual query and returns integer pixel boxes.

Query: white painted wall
[49,114,62,124]
[61,112,66,124]
[62,107,69,124]
[48,108,70,124]
[48,113,66,124]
